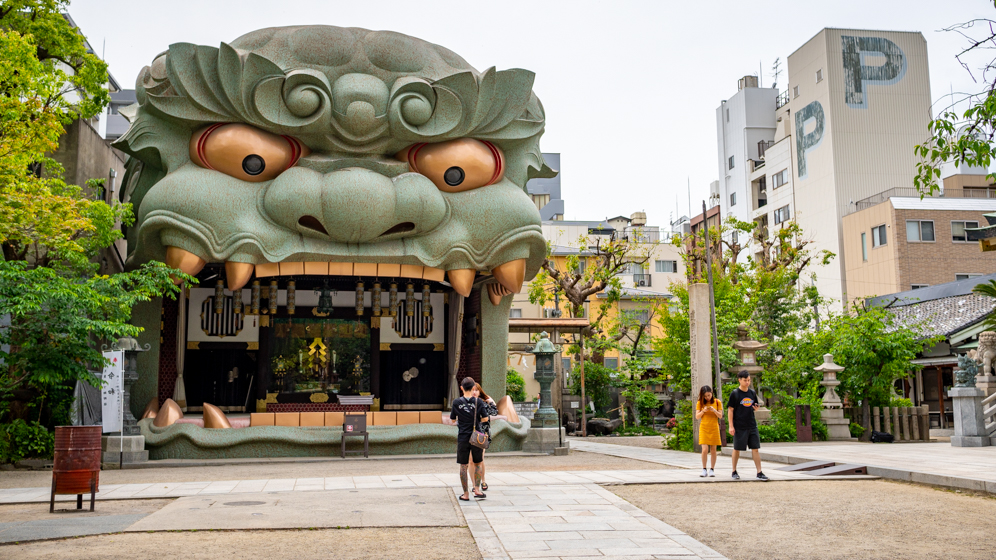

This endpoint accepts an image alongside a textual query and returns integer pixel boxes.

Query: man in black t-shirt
[726,370,768,481]
[450,376,490,500]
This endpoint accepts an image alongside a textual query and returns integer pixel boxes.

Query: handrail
[982,392,996,406]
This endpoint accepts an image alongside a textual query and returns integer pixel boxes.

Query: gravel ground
[611,480,996,560]
[0,499,172,523]
[0,527,479,559]
[575,435,665,449]
[0,450,668,488]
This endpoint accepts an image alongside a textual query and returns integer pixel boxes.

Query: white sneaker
[700,469,708,477]
[708,469,715,477]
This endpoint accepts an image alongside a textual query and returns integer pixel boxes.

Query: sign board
[570,401,579,409]
[101,351,123,433]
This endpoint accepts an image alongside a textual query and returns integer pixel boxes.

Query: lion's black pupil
[444,166,465,186]
[242,154,265,176]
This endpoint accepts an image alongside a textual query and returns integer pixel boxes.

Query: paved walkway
[461,483,724,560]
[0,463,835,505]
[732,441,996,492]
[569,439,801,476]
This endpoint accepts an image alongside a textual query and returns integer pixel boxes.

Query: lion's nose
[263,167,446,243]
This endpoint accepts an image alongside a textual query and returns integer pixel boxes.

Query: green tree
[973,279,996,330]
[505,368,527,402]
[914,2,996,195]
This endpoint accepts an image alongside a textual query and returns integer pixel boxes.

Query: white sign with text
[101,351,123,433]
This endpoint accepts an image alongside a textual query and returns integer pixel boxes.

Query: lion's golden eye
[189,123,309,182]
[395,138,504,193]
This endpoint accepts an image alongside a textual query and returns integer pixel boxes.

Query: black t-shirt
[450,396,487,441]
[727,388,759,431]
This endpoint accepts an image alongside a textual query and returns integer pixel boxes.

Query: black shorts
[456,440,483,465]
[733,427,760,451]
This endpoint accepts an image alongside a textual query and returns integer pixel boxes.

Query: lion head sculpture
[114,26,555,299]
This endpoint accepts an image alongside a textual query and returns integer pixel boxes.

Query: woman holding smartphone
[695,385,723,477]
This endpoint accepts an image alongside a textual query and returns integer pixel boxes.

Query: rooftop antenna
[771,57,782,91]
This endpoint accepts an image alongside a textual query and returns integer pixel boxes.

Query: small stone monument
[733,323,770,422]
[522,332,568,454]
[102,337,150,464]
[949,353,990,447]
[813,354,855,441]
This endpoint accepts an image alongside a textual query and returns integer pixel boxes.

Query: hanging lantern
[372,282,382,316]
[406,283,415,317]
[214,280,225,314]
[233,287,243,315]
[314,280,336,316]
[269,280,278,314]
[355,281,365,316]
[389,283,398,317]
[422,284,431,317]
[287,280,296,315]
[250,281,261,315]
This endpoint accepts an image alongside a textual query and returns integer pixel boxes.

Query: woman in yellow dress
[696,385,723,477]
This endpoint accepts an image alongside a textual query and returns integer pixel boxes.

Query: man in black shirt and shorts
[450,376,490,500]
[727,370,768,481]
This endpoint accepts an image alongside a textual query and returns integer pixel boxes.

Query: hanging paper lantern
[269,280,278,314]
[372,282,382,316]
[214,280,225,314]
[355,281,365,316]
[287,280,296,315]
[389,283,398,317]
[233,287,243,315]
[406,283,415,317]
[250,281,261,315]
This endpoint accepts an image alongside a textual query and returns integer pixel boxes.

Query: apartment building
[716,28,932,306]
[506,213,685,398]
[842,176,996,299]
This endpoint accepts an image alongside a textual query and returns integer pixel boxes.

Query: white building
[716,28,932,306]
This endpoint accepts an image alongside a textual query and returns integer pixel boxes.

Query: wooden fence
[844,405,930,442]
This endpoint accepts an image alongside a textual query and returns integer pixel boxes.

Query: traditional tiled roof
[886,293,995,337]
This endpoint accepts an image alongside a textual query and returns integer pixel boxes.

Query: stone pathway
[460,483,725,560]
[0,464,840,505]
[569,439,802,475]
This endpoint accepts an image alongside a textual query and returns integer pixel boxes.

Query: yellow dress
[696,400,722,446]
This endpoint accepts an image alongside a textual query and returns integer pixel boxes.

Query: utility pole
[702,201,723,406]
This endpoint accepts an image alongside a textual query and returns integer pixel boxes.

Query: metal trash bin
[51,425,102,512]
[795,405,813,443]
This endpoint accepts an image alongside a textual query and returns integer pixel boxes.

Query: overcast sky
[71,0,993,225]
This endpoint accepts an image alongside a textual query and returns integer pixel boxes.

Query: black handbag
[469,398,490,450]
[870,430,894,443]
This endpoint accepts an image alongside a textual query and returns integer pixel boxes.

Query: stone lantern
[813,353,853,441]
[732,323,768,405]
[528,331,560,428]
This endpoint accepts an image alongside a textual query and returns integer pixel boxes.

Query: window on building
[728,155,735,170]
[872,224,887,247]
[574,257,586,275]
[911,284,929,290]
[603,358,619,370]
[530,193,550,211]
[952,220,980,242]
[562,357,572,373]
[509,308,522,318]
[956,273,982,281]
[905,220,935,242]
[861,232,867,262]
[772,169,788,188]
[816,69,823,83]
[730,192,737,206]
[793,85,800,98]
[655,260,677,273]
[773,204,791,224]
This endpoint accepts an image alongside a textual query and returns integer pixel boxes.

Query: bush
[0,420,54,463]
[506,368,527,402]
[849,422,866,439]
[663,401,694,451]
[568,361,614,414]
[889,397,913,408]
[614,424,659,436]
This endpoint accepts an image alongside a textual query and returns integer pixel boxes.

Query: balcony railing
[621,227,661,243]
[776,90,790,109]
[850,187,996,214]
[633,274,652,287]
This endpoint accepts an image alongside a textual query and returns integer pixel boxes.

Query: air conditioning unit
[637,280,647,287]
